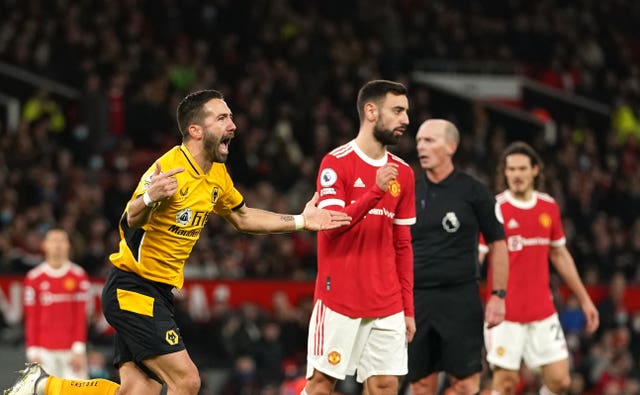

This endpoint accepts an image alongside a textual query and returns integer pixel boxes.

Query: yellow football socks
[44,376,120,395]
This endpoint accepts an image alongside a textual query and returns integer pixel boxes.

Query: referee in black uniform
[407,119,510,395]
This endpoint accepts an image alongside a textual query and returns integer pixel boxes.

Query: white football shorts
[306,299,407,383]
[485,313,569,370]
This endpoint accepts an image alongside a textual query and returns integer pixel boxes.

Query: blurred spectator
[79,73,110,157]
[598,272,629,331]
[253,321,284,386]
[221,355,260,395]
[21,89,66,133]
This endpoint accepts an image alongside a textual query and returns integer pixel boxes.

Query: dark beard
[373,124,400,146]
[203,132,227,163]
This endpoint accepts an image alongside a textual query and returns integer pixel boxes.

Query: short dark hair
[356,80,407,123]
[497,141,545,191]
[176,90,224,138]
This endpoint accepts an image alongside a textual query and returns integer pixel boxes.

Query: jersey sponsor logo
[176,208,193,226]
[539,213,552,228]
[169,210,209,236]
[320,188,336,196]
[367,207,396,219]
[320,168,338,187]
[165,329,179,345]
[507,235,551,251]
[441,212,460,233]
[353,177,365,188]
[167,212,211,237]
[167,226,202,237]
[327,350,342,365]
[388,180,400,197]
[507,218,519,229]
[39,291,82,306]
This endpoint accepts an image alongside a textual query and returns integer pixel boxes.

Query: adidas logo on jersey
[353,178,365,188]
[507,218,520,229]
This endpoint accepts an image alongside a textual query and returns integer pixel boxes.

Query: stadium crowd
[1,0,640,393]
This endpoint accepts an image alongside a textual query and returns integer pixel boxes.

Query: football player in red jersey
[482,142,599,395]
[304,80,416,395]
[24,229,90,380]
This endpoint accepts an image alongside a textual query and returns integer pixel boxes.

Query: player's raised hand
[301,192,351,231]
[146,162,185,202]
[376,163,399,191]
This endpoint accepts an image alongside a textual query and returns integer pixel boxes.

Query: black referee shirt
[412,168,505,289]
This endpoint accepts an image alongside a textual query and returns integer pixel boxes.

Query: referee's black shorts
[101,267,185,382]
[408,282,484,381]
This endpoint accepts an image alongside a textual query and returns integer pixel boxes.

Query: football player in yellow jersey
[5,90,351,395]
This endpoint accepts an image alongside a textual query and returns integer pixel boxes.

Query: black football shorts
[408,282,484,381]
[101,267,185,382]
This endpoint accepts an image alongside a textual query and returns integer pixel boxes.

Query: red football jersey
[23,262,90,355]
[486,190,565,322]
[316,141,416,318]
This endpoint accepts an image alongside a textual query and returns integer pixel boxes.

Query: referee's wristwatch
[491,289,507,299]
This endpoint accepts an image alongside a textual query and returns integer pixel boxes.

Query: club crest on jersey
[176,208,193,226]
[212,187,219,204]
[165,330,179,345]
[539,213,552,228]
[442,212,460,233]
[63,278,76,291]
[320,168,337,187]
[388,180,401,197]
[327,350,342,365]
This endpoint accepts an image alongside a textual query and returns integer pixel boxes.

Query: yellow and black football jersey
[109,144,244,288]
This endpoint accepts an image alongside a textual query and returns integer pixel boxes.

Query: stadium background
[1,0,640,394]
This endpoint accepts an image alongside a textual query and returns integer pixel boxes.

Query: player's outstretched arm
[223,193,351,234]
[301,192,352,231]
